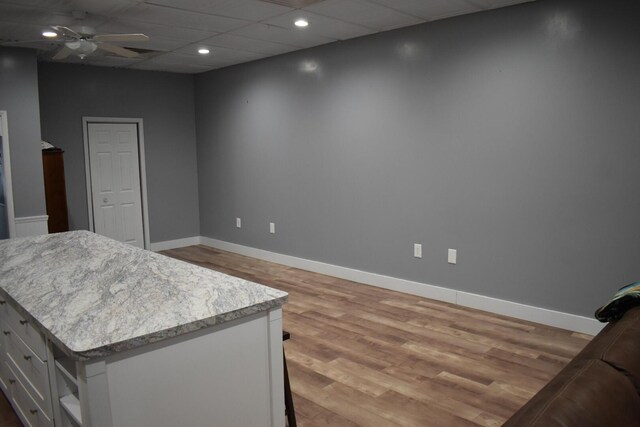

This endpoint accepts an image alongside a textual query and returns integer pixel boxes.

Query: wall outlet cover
[448,249,457,264]
[414,243,422,259]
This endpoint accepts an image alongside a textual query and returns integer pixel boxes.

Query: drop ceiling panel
[469,0,534,9]
[33,0,139,16]
[231,23,334,48]
[0,4,106,28]
[0,21,51,43]
[0,0,537,73]
[0,4,37,25]
[366,0,482,21]
[176,43,267,63]
[0,0,47,6]
[263,11,373,40]
[200,33,296,56]
[120,3,250,32]
[130,60,212,73]
[146,51,231,67]
[83,54,139,67]
[121,36,188,52]
[144,0,293,21]
[303,0,424,31]
[96,19,216,42]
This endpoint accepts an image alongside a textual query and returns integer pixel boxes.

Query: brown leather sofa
[503,306,640,427]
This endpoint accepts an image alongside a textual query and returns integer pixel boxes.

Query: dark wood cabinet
[42,148,69,233]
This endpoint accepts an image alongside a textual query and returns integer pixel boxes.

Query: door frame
[82,117,150,250]
[0,110,16,238]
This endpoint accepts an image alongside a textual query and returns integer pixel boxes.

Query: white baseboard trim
[15,215,49,237]
[456,292,604,336]
[153,235,604,335]
[149,236,201,252]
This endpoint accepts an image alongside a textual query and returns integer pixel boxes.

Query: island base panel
[75,308,284,427]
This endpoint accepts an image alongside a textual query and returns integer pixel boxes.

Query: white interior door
[88,123,144,248]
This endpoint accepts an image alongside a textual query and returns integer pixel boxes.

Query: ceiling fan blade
[52,25,81,39]
[93,34,149,43]
[97,43,139,58]
[52,46,73,60]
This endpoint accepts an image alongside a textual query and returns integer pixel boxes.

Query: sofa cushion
[578,306,640,393]
[503,359,640,427]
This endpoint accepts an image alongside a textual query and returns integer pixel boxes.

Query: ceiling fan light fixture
[42,30,58,38]
[65,39,98,55]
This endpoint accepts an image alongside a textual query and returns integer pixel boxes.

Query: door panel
[88,123,144,248]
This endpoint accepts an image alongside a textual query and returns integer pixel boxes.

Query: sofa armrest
[503,359,640,427]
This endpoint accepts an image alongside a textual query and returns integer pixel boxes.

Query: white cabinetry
[0,296,284,427]
[0,298,54,427]
[0,231,287,427]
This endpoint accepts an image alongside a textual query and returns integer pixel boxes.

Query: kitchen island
[0,231,288,427]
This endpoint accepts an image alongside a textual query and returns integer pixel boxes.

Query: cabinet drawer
[3,302,46,361]
[0,298,10,322]
[6,363,53,427]
[0,355,10,396]
[4,328,51,418]
[0,317,5,353]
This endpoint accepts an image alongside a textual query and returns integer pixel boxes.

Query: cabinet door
[42,149,69,233]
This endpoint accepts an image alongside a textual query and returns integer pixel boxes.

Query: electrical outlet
[414,244,422,259]
[236,217,241,228]
[269,222,275,234]
[448,249,457,264]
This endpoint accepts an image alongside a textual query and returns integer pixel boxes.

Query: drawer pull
[19,320,29,325]
[23,355,32,361]
[8,379,15,385]
[29,409,38,415]
[2,330,10,335]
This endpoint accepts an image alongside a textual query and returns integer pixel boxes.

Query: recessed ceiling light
[198,48,210,55]
[42,31,58,38]
[294,19,309,28]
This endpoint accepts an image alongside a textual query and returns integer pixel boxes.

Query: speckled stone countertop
[0,231,287,361]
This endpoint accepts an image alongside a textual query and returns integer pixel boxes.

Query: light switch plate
[448,249,457,264]
[236,217,241,228]
[269,222,275,234]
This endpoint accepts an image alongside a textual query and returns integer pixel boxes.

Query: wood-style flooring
[0,245,592,427]
[162,245,592,427]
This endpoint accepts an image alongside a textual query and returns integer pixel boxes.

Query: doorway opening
[0,111,16,239]
[82,117,150,249]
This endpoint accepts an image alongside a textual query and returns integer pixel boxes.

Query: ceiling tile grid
[0,0,536,73]
[200,33,297,56]
[303,0,423,32]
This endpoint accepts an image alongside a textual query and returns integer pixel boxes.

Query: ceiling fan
[46,25,149,60]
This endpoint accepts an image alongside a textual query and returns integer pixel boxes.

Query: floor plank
[162,245,592,426]
[0,244,592,426]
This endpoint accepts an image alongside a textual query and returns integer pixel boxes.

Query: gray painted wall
[195,0,640,317]
[38,63,200,243]
[0,47,46,218]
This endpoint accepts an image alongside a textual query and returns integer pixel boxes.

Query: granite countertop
[0,231,287,360]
